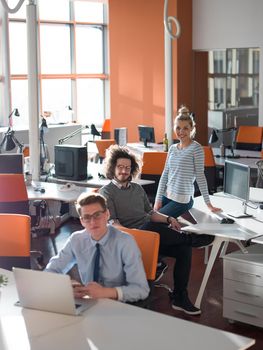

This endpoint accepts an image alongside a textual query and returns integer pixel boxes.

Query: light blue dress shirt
[45,225,149,302]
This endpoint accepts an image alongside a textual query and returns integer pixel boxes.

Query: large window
[208,48,259,111]
[7,0,108,129]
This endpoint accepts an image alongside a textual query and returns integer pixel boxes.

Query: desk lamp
[0,108,23,153]
[90,124,101,141]
[209,127,239,158]
[40,117,49,174]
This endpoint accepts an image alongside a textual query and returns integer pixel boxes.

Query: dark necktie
[93,243,100,282]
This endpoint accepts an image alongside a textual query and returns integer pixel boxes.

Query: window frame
[5,1,109,128]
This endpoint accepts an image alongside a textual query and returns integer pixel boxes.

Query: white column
[164,25,173,147]
[26,0,40,180]
[0,5,11,123]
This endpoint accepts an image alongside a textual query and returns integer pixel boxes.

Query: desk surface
[127,142,165,154]
[0,268,254,350]
[213,148,261,168]
[252,235,263,244]
[27,181,92,202]
[47,162,154,188]
[190,195,263,240]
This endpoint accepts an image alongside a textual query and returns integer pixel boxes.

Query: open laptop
[13,267,94,315]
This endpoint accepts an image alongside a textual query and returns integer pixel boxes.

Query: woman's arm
[194,144,221,212]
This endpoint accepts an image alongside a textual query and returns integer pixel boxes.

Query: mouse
[220,218,235,224]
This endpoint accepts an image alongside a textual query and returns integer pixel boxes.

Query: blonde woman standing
[154,106,221,217]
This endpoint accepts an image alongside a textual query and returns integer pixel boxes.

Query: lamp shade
[3,134,16,151]
[13,108,20,117]
[90,124,101,137]
[209,129,218,144]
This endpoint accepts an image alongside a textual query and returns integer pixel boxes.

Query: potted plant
[0,274,8,288]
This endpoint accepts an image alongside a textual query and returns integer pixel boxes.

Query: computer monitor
[114,127,127,146]
[54,145,87,181]
[223,160,252,218]
[0,153,24,174]
[138,125,155,148]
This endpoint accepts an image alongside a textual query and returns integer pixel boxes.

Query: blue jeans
[159,196,194,218]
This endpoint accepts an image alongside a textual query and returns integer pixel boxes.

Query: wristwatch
[167,216,172,224]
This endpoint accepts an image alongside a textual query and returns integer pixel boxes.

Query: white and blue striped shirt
[156,141,211,204]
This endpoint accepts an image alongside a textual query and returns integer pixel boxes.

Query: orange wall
[108,0,193,143]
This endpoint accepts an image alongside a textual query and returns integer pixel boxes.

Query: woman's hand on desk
[206,203,222,213]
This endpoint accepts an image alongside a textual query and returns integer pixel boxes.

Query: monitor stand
[143,139,152,148]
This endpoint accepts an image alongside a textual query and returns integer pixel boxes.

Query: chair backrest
[23,145,30,157]
[203,146,217,194]
[120,227,160,281]
[0,213,31,270]
[140,152,167,203]
[0,153,24,174]
[0,173,29,215]
[194,146,217,196]
[95,139,116,160]
[235,126,263,151]
[203,146,216,168]
[101,118,111,139]
[141,152,167,175]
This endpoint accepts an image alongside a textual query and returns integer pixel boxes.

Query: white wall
[193,0,263,125]
[0,124,82,163]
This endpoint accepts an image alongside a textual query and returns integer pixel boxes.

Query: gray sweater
[99,181,152,228]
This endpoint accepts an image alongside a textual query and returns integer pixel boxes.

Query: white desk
[249,186,263,203]
[46,162,154,188]
[252,235,263,244]
[0,268,255,350]
[187,195,263,308]
[127,142,165,155]
[27,182,92,202]
[213,148,261,168]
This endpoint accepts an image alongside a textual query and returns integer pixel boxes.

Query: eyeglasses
[81,210,106,223]
[116,164,131,171]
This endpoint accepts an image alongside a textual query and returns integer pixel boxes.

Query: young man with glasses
[45,193,149,303]
[99,145,213,315]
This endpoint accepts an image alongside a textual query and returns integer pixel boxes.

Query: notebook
[13,267,94,316]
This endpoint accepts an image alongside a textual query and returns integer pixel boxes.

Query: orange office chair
[0,213,31,270]
[120,227,160,308]
[101,118,111,139]
[95,139,116,163]
[235,125,263,151]
[0,173,51,268]
[0,173,29,215]
[194,146,218,196]
[23,145,30,157]
[203,146,218,194]
[141,152,167,204]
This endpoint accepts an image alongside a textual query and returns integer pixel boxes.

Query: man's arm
[45,237,76,274]
[150,210,181,231]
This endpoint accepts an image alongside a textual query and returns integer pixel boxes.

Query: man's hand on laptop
[73,282,118,300]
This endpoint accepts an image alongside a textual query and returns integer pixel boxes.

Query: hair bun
[178,105,189,116]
